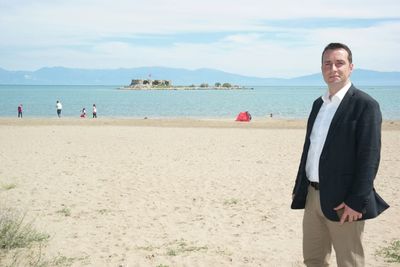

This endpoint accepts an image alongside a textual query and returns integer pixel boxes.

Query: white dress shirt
[305,82,351,182]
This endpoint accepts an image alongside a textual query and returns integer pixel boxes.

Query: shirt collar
[321,82,352,104]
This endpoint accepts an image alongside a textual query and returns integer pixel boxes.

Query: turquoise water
[1,85,399,119]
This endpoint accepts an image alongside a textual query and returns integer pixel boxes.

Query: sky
[1,0,400,78]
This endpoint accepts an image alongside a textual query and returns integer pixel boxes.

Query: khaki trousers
[303,186,365,267]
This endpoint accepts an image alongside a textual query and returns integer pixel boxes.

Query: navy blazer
[291,85,389,221]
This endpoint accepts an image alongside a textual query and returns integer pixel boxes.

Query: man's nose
[326,63,338,71]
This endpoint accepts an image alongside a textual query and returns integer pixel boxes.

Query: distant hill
[0,66,399,86]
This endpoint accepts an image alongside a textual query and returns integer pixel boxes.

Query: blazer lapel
[322,85,356,151]
[307,98,323,138]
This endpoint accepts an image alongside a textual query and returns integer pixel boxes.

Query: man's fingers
[334,203,345,210]
[339,210,363,225]
[339,213,347,225]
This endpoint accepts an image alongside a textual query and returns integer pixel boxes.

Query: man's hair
[322,43,352,64]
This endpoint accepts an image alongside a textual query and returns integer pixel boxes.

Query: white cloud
[0,0,399,77]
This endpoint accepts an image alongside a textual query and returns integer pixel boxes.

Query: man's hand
[334,202,363,225]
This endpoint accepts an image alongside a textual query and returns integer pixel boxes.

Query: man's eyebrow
[323,59,346,63]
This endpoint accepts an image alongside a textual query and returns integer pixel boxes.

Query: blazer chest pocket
[337,120,357,128]
[333,121,357,148]
[336,120,357,133]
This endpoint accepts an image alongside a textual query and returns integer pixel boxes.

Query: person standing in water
[17,104,23,118]
[92,104,97,118]
[56,100,62,118]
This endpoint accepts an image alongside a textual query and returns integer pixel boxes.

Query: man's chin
[327,79,343,85]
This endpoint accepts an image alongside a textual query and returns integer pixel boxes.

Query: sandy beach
[1,118,399,266]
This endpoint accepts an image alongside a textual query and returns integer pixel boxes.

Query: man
[56,100,62,118]
[291,43,389,266]
[92,104,97,118]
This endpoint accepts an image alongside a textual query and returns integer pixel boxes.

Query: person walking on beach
[17,104,23,118]
[56,100,62,118]
[291,43,389,267]
[92,104,97,118]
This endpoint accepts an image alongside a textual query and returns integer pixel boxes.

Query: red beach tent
[235,111,252,122]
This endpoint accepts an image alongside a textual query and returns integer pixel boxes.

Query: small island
[119,79,252,90]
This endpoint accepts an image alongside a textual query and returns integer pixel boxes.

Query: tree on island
[200,83,209,88]
[222,83,232,88]
[215,82,221,87]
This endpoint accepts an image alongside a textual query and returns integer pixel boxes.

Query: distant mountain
[287,69,400,86]
[0,66,399,86]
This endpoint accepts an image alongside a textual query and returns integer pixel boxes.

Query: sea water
[0,85,399,119]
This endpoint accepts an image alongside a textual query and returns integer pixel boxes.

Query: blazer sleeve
[344,97,382,213]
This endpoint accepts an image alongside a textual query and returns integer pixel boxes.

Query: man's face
[321,48,353,89]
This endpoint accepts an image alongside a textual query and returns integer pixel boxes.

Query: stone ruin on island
[127,79,172,89]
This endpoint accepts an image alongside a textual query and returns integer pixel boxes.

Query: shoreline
[1,117,399,130]
[118,86,253,90]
